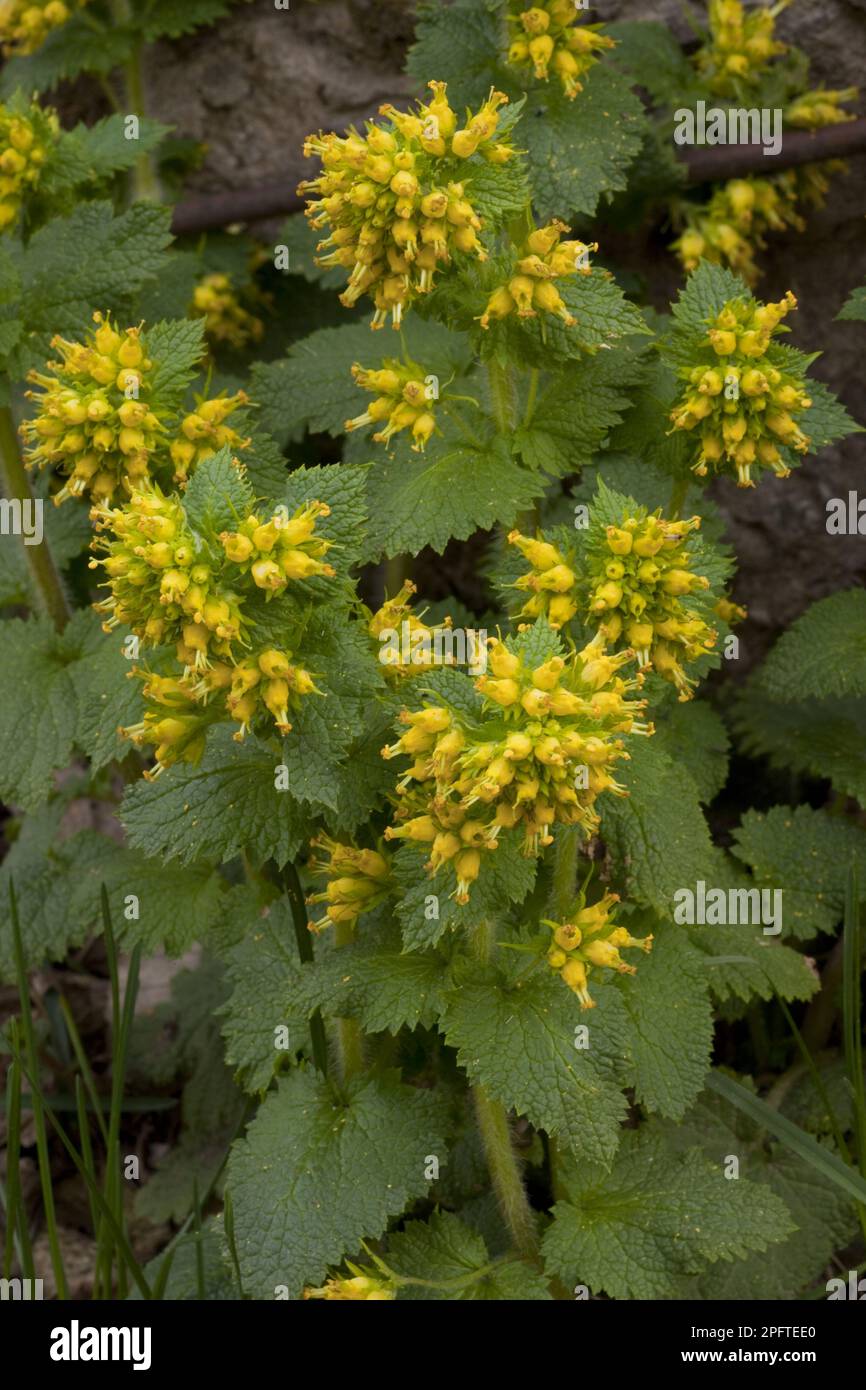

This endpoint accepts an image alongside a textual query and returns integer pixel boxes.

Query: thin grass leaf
[9,882,68,1299]
[2,1022,33,1282]
[843,866,866,1183]
[59,993,110,1147]
[706,1070,866,1207]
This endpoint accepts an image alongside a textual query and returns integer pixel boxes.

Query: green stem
[283,862,329,1077]
[486,358,514,434]
[0,407,70,630]
[334,920,364,1082]
[522,368,540,429]
[441,401,486,451]
[469,919,539,1258]
[667,474,689,521]
[384,553,408,599]
[112,0,161,204]
[551,825,581,921]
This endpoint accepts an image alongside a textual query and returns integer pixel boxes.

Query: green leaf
[219,899,309,1094]
[520,65,647,221]
[0,611,108,810]
[732,689,866,805]
[751,589,866,701]
[731,805,866,939]
[146,317,207,407]
[182,446,254,539]
[706,1071,866,1209]
[542,1127,795,1299]
[0,802,90,981]
[660,1087,858,1300]
[407,0,504,109]
[0,19,136,96]
[687,920,818,1004]
[52,115,172,187]
[121,726,308,869]
[249,319,472,447]
[393,827,537,952]
[799,377,862,453]
[225,1067,446,1298]
[387,1211,552,1300]
[837,283,866,323]
[139,0,239,41]
[514,352,641,475]
[497,270,650,367]
[616,927,714,1119]
[653,700,730,805]
[8,202,173,369]
[362,435,545,560]
[440,964,630,1165]
[606,20,700,107]
[291,915,447,1035]
[598,738,733,916]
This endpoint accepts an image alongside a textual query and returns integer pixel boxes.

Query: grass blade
[842,866,866,1181]
[2,1020,34,1281]
[9,881,68,1298]
[707,1069,866,1207]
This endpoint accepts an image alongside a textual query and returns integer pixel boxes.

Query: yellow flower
[347,357,439,452]
[479,220,595,331]
[506,2,616,99]
[0,0,87,56]
[0,100,59,229]
[543,892,653,1009]
[190,272,265,351]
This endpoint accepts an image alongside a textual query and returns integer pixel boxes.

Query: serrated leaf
[521,65,647,221]
[146,317,207,406]
[687,921,817,1004]
[250,319,472,447]
[121,726,308,869]
[140,0,239,41]
[182,446,254,538]
[542,1128,795,1299]
[617,927,714,1119]
[598,738,734,917]
[752,589,866,701]
[653,700,730,805]
[731,689,866,805]
[514,351,641,475]
[387,1211,552,1300]
[838,283,866,323]
[0,19,136,96]
[498,269,650,367]
[393,828,537,952]
[362,435,545,560]
[291,915,446,1035]
[731,805,866,939]
[225,1067,446,1298]
[52,115,171,188]
[440,965,630,1165]
[219,899,309,1094]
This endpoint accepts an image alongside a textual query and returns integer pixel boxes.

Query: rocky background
[145,0,866,661]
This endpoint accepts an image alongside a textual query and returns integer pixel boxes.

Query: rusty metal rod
[168,117,866,236]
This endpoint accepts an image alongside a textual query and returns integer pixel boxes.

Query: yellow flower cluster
[299,82,513,329]
[586,511,717,701]
[304,1272,395,1300]
[0,101,57,230]
[22,313,166,505]
[694,0,788,96]
[219,500,335,594]
[508,530,578,630]
[306,834,392,934]
[544,891,653,1010]
[190,272,264,351]
[669,291,812,487]
[383,636,650,902]
[170,391,251,484]
[367,580,456,681]
[479,220,595,329]
[90,485,334,772]
[346,358,437,452]
[506,2,616,99]
[673,91,856,284]
[0,0,85,55]
[786,86,859,130]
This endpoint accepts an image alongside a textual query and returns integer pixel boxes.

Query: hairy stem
[0,407,70,631]
[469,918,539,1258]
[522,367,540,429]
[112,0,161,204]
[334,920,364,1082]
[283,862,329,1077]
[486,358,514,434]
